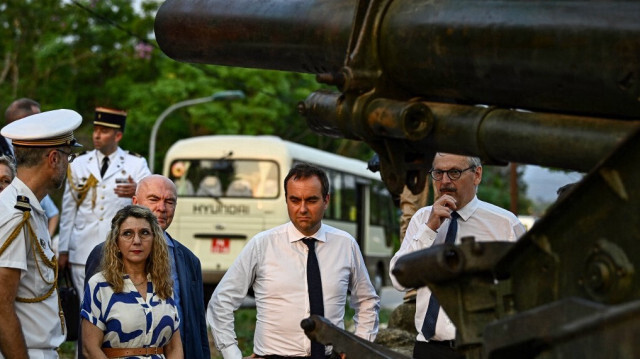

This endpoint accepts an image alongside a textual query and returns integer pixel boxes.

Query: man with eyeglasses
[389,153,525,359]
[59,107,151,304]
[4,98,62,237]
[0,109,82,358]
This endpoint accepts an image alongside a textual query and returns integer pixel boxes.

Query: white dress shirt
[389,196,525,342]
[208,222,380,359]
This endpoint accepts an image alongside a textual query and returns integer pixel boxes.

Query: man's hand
[114,176,136,198]
[426,194,457,232]
[58,253,69,269]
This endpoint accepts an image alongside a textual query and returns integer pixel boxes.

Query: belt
[260,356,311,359]
[102,347,164,358]
[429,340,456,348]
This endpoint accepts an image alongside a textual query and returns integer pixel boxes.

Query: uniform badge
[14,195,31,212]
[40,238,46,248]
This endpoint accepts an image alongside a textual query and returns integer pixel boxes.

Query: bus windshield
[168,159,280,198]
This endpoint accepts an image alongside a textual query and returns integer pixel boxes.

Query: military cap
[0,109,82,148]
[94,107,127,132]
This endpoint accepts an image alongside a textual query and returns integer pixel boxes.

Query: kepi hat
[94,107,126,132]
[1,109,82,148]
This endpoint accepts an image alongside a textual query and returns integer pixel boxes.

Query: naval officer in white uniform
[58,107,151,299]
[0,109,83,358]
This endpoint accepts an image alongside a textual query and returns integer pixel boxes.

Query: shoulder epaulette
[126,150,143,158]
[14,195,31,212]
[76,150,89,156]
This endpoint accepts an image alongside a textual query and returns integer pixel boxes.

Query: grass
[62,305,392,358]
[209,305,392,358]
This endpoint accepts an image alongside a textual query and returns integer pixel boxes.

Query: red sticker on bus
[211,239,230,254]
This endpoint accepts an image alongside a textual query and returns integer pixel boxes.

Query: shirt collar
[164,231,174,248]
[96,147,121,164]
[456,195,479,222]
[286,222,327,243]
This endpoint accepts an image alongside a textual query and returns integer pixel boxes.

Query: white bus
[163,135,399,297]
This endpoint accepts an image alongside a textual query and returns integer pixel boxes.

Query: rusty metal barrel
[155,0,640,119]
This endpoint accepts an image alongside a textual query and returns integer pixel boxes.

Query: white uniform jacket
[59,147,151,265]
[0,178,65,356]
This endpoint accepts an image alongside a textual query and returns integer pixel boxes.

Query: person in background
[82,175,210,358]
[367,153,429,303]
[208,163,380,359]
[81,205,183,358]
[1,98,41,159]
[40,195,60,237]
[59,107,151,301]
[4,98,60,237]
[0,154,15,192]
[0,109,82,358]
[390,153,525,359]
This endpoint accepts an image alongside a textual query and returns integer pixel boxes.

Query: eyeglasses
[119,229,153,242]
[429,166,476,181]
[0,178,11,190]
[56,149,77,163]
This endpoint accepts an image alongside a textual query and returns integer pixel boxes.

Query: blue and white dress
[81,272,181,359]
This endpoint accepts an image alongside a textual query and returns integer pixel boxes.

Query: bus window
[343,174,357,221]
[169,159,279,199]
[329,170,342,220]
[371,181,400,248]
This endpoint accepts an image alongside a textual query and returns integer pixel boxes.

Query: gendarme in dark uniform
[0,109,82,358]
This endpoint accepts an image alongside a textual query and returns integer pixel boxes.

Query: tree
[0,0,531,214]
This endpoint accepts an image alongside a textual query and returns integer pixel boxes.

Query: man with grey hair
[0,109,82,358]
[389,153,525,359]
[3,98,61,237]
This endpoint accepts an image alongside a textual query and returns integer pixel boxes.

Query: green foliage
[477,164,532,214]
[0,0,531,212]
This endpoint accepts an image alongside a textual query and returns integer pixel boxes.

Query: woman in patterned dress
[81,205,183,358]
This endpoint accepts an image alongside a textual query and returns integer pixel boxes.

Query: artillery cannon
[155,1,640,357]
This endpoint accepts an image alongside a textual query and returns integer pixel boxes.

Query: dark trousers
[413,340,465,359]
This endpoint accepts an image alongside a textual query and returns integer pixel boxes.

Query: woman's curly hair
[101,205,173,299]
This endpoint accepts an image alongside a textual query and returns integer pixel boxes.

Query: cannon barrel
[156,0,640,119]
[155,1,640,357]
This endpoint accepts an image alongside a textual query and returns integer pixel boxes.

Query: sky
[523,165,584,203]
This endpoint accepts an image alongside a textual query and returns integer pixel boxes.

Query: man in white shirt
[390,153,525,359]
[0,109,82,358]
[208,163,380,359]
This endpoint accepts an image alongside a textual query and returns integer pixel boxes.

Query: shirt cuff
[413,223,437,247]
[220,344,243,359]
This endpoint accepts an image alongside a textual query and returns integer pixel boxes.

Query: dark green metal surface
[154,1,640,357]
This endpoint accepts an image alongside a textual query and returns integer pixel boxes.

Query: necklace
[128,275,146,286]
